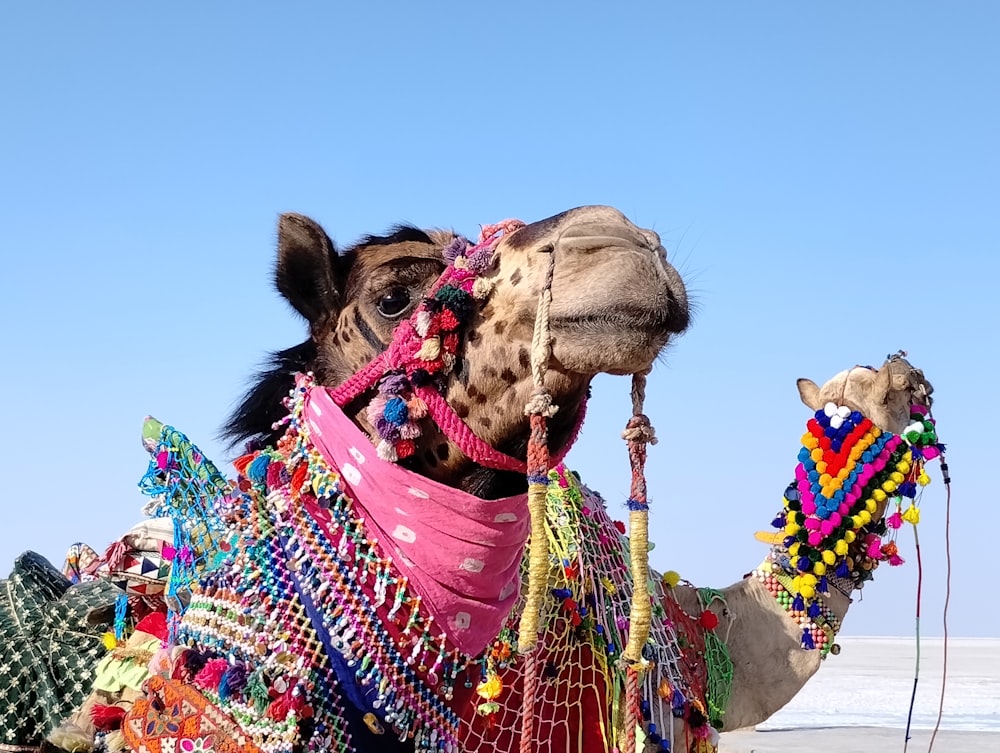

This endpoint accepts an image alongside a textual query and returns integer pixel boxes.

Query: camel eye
[376,287,411,319]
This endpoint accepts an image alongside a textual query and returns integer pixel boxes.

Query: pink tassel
[193,658,229,690]
[398,422,422,440]
[867,538,883,559]
[366,394,388,424]
[887,511,904,529]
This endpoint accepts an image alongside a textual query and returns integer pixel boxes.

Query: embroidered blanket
[116,385,713,753]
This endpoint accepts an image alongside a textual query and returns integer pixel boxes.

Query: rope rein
[515,244,661,753]
[517,249,555,753]
[927,452,951,753]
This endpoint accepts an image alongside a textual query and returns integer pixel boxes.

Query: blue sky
[1,3,996,639]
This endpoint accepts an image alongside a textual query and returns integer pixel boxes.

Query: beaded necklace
[166,375,521,753]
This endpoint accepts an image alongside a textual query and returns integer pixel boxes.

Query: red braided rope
[623,668,641,753]
[519,649,540,753]
[517,409,552,748]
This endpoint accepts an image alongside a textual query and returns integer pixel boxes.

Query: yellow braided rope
[518,482,551,654]
[517,249,556,653]
[623,508,652,664]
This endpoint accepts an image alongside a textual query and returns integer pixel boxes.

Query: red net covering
[456,466,704,753]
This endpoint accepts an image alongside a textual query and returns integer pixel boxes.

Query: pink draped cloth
[304,386,529,656]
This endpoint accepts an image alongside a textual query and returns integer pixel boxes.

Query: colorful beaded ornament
[457,467,728,753]
[162,378,494,753]
[765,403,943,649]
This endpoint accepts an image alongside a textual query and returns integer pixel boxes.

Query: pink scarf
[304,385,529,656]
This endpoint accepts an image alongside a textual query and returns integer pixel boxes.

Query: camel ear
[275,213,343,328]
[872,362,908,405]
[870,365,900,405]
[797,378,822,410]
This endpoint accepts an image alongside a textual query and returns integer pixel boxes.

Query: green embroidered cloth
[0,551,116,749]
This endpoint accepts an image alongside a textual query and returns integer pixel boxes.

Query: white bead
[837,406,851,418]
[829,415,844,429]
[824,402,838,417]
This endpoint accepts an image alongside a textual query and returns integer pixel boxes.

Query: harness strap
[328,218,589,474]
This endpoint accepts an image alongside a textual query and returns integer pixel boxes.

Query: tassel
[246,454,271,483]
[801,629,815,649]
[415,337,442,361]
[105,730,126,753]
[406,397,428,420]
[376,439,398,462]
[178,648,208,679]
[194,657,229,690]
[219,662,248,700]
[91,703,127,731]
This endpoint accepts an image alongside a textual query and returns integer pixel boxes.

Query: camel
[655,357,939,750]
[34,206,686,753]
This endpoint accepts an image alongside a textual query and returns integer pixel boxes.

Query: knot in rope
[524,390,559,418]
[621,413,658,446]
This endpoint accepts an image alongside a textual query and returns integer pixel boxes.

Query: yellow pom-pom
[811,448,824,462]
[785,521,801,535]
[897,460,911,475]
[789,542,801,556]
[865,499,877,513]
[816,460,828,474]
[800,584,816,599]
[661,570,681,589]
[918,471,931,486]
[813,562,827,576]
[873,489,887,503]
[882,481,897,494]
[822,550,836,565]
[890,471,905,484]
[819,472,832,487]
[801,573,818,587]
[852,515,864,528]
[477,674,503,701]
[803,434,820,449]
[902,505,921,525]
[844,530,857,543]
[859,510,872,525]
[835,539,849,555]
[101,632,117,651]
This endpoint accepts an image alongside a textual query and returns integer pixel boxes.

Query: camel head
[226,205,689,498]
[796,354,933,435]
